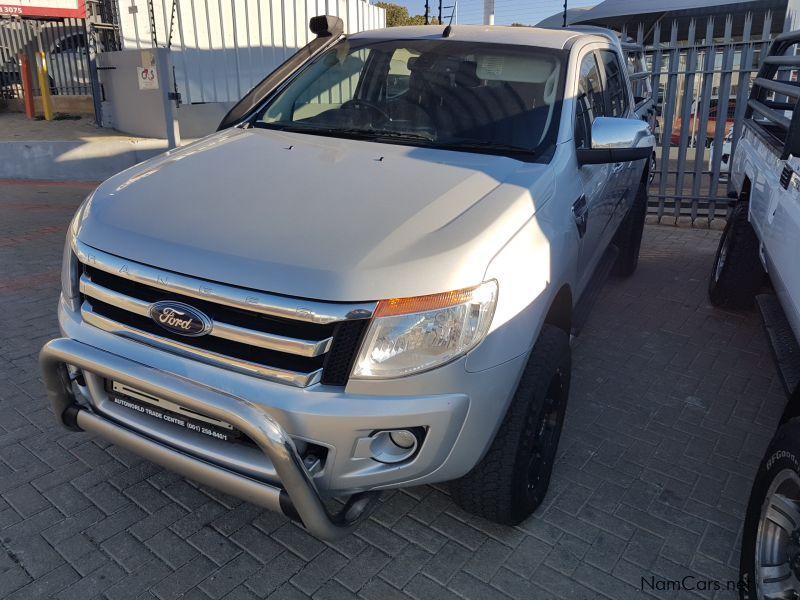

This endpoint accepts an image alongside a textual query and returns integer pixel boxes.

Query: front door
[597,48,638,235]
[575,50,614,294]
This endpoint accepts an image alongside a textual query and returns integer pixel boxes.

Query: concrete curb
[0,139,168,181]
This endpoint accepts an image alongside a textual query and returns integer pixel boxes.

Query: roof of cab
[348,24,604,50]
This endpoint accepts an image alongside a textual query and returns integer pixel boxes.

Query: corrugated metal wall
[118,0,385,104]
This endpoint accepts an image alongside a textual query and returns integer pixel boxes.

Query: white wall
[118,0,385,104]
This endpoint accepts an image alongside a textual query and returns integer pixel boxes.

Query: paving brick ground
[0,180,788,600]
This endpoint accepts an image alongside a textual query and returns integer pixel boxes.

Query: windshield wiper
[255,122,434,141]
[317,128,435,141]
[368,129,435,141]
[252,122,330,133]
[254,124,532,156]
[436,139,537,157]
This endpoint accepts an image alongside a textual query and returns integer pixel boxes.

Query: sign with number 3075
[136,66,159,91]
[0,1,86,18]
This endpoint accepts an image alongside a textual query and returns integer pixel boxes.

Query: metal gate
[621,10,783,225]
[0,3,120,100]
[0,16,90,97]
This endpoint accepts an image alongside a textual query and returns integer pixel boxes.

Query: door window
[288,49,370,120]
[575,53,605,149]
[598,50,629,117]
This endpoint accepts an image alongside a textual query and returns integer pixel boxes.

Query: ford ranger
[41,18,654,540]
[707,29,800,600]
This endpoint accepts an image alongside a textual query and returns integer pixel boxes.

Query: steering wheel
[342,99,392,123]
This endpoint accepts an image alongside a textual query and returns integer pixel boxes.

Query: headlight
[352,281,498,379]
[61,234,80,310]
[61,204,85,310]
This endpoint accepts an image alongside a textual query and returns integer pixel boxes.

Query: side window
[290,49,370,120]
[599,50,629,117]
[575,53,605,149]
[386,48,420,99]
[626,52,648,103]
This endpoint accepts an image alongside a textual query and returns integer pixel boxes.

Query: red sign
[0,1,86,18]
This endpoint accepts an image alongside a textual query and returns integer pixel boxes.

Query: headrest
[455,60,480,87]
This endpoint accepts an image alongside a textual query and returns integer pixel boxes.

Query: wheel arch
[544,284,573,336]
[640,154,652,185]
[779,385,800,426]
[740,175,752,202]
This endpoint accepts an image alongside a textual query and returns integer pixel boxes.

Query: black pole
[562,0,567,27]
[438,0,442,24]
[425,0,430,24]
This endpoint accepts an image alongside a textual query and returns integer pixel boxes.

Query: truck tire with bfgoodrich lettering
[449,324,571,525]
[740,419,800,600]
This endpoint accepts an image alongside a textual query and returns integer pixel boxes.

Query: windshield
[254,39,567,161]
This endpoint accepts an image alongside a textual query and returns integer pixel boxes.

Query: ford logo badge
[149,301,212,337]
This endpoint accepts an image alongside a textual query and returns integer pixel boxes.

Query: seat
[384,57,435,130]
[423,61,549,148]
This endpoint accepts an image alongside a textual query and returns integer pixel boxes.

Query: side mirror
[577,117,655,165]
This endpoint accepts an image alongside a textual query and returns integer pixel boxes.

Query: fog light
[370,429,420,464]
[390,430,416,449]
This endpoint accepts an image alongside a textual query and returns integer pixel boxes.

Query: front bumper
[40,338,380,540]
[43,293,526,538]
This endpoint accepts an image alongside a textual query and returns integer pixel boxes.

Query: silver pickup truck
[707,29,800,600]
[41,18,654,539]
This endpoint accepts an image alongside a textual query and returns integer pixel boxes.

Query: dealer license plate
[109,381,240,443]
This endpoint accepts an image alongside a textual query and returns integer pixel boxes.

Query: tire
[708,201,765,309]
[739,419,800,600]
[449,324,571,525]
[612,176,648,277]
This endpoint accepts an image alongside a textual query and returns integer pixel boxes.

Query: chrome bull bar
[39,338,380,540]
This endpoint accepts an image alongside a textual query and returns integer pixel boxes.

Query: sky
[391,0,597,26]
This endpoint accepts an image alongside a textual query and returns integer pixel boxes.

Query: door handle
[572,195,588,238]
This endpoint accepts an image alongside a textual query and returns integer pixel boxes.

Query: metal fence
[117,0,386,105]
[0,2,121,100]
[621,11,783,224]
[0,16,92,97]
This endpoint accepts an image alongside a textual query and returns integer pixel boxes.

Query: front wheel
[740,420,800,600]
[449,324,571,525]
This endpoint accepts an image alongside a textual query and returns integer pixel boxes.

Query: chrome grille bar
[81,303,322,388]
[79,275,333,358]
[72,239,376,325]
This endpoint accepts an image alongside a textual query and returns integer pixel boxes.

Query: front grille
[74,243,375,388]
[322,320,371,385]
